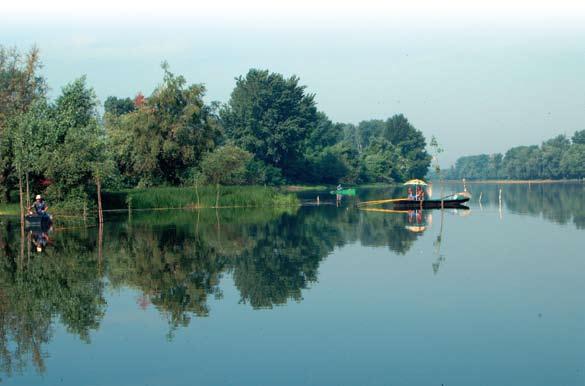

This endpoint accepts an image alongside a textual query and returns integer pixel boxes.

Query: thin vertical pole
[18,173,25,226]
[96,176,103,224]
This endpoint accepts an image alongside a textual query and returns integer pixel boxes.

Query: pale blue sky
[3,1,584,165]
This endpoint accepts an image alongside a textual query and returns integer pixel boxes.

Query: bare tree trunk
[25,172,30,210]
[96,176,103,224]
[18,173,25,225]
[215,182,220,208]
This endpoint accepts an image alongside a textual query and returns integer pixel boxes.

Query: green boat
[330,188,357,196]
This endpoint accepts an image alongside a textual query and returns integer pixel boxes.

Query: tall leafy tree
[561,144,585,178]
[107,64,221,186]
[383,114,431,178]
[541,135,570,179]
[362,138,407,182]
[103,96,135,116]
[0,45,46,203]
[356,115,431,179]
[571,130,585,145]
[44,77,106,208]
[221,69,318,180]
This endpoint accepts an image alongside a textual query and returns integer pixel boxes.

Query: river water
[1,183,584,385]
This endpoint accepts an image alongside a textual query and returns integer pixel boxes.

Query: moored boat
[358,179,471,210]
[392,196,470,210]
[25,214,53,229]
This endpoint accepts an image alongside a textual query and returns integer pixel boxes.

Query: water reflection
[0,183,584,379]
[464,182,585,228]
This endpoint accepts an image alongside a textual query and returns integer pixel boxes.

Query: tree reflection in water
[1,185,583,377]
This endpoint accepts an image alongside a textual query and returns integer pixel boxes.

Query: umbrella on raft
[403,179,427,186]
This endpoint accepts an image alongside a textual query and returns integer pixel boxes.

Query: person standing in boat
[407,187,416,200]
[416,186,425,201]
[30,194,48,215]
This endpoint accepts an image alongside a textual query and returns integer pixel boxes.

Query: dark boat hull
[393,198,470,210]
[25,214,52,229]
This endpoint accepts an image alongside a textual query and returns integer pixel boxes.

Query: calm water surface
[1,183,584,385]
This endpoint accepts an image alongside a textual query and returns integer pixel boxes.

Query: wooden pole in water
[499,187,503,220]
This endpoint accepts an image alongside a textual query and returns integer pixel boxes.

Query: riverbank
[0,186,299,218]
[0,203,19,216]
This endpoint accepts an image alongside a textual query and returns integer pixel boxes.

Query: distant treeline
[0,45,431,207]
[443,131,585,180]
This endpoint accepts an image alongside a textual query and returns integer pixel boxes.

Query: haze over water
[1,183,584,385]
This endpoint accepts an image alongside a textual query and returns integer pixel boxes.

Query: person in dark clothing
[30,194,48,215]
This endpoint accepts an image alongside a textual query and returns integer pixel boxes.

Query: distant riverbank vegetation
[442,131,585,181]
[0,45,431,212]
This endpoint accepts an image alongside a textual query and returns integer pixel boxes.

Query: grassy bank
[0,203,19,216]
[103,185,299,210]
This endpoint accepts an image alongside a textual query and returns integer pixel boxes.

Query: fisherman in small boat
[30,194,48,216]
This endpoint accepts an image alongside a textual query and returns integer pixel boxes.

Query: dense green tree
[356,115,431,179]
[221,69,318,180]
[572,130,585,145]
[104,96,135,116]
[41,77,106,208]
[540,135,570,179]
[450,153,502,180]
[0,46,46,203]
[560,144,585,178]
[304,112,343,154]
[383,114,431,178]
[502,145,542,179]
[106,64,221,186]
[362,138,407,182]
[357,119,385,149]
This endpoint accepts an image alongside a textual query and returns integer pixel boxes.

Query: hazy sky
[3,0,585,165]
